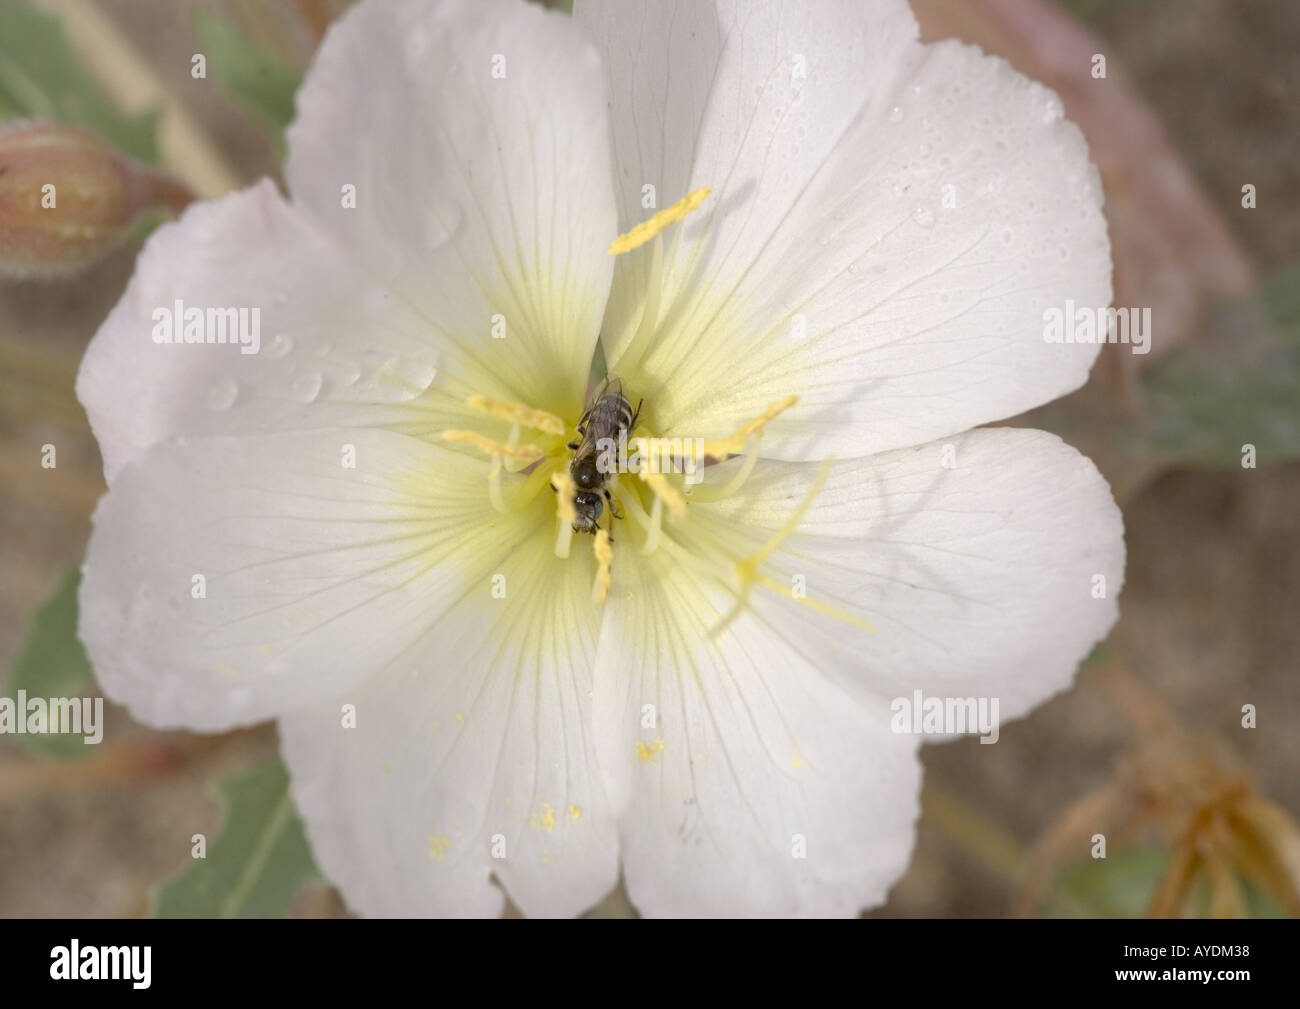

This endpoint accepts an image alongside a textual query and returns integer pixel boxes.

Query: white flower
[77,0,1124,917]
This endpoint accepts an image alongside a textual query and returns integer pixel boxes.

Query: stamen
[608,186,710,256]
[690,434,761,503]
[550,470,577,523]
[712,456,875,637]
[641,493,665,556]
[442,429,545,462]
[700,395,798,458]
[551,470,577,559]
[637,469,687,518]
[466,394,565,436]
[485,421,520,514]
[592,528,613,604]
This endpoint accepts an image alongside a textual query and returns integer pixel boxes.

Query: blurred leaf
[154,758,320,918]
[0,0,157,162]
[1047,845,1287,918]
[1127,265,1300,464]
[1051,846,1169,918]
[195,10,300,144]
[1036,265,1300,474]
[1081,642,1113,668]
[6,568,94,760]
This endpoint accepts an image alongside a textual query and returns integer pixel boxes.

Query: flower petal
[79,427,557,732]
[77,180,441,482]
[286,0,618,417]
[279,523,616,918]
[681,427,1124,723]
[578,0,1110,457]
[595,547,921,916]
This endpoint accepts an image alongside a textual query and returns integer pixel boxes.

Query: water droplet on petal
[912,205,935,229]
[264,332,293,359]
[291,371,323,403]
[889,105,904,123]
[206,376,239,411]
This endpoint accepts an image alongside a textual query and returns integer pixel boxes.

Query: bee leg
[630,398,644,432]
[605,489,624,520]
[566,440,579,450]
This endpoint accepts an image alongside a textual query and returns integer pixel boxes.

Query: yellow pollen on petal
[441,429,545,462]
[530,803,557,831]
[466,394,565,436]
[636,739,667,762]
[608,186,710,255]
[592,527,614,604]
[569,805,582,821]
[700,395,798,458]
[427,835,452,861]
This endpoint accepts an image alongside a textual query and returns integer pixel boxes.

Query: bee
[565,375,641,535]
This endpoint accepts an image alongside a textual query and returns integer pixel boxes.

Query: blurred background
[0,0,1296,917]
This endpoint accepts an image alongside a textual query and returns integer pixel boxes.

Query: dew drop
[264,332,293,359]
[912,205,935,229]
[291,371,323,403]
[889,105,904,123]
[206,376,239,411]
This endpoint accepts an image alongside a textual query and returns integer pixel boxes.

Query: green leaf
[1047,845,1288,918]
[1127,265,1300,464]
[1038,265,1300,470]
[1049,846,1169,918]
[0,0,158,162]
[154,758,321,918]
[194,10,301,143]
[6,567,95,760]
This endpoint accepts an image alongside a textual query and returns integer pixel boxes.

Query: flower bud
[0,121,192,278]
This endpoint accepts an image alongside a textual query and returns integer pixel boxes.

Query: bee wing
[593,373,622,405]
[578,374,621,430]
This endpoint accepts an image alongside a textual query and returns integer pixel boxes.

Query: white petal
[279,524,616,918]
[682,427,1125,723]
[595,548,921,917]
[578,0,1110,457]
[77,180,441,482]
[79,427,550,731]
[287,0,617,417]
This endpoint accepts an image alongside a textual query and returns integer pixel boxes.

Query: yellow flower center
[437,188,874,635]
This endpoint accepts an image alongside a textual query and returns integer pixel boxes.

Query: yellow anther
[466,394,565,436]
[608,186,711,256]
[441,429,544,461]
[637,469,687,518]
[701,395,799,458]
[550,470,577,523]
[592,528,614,604]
